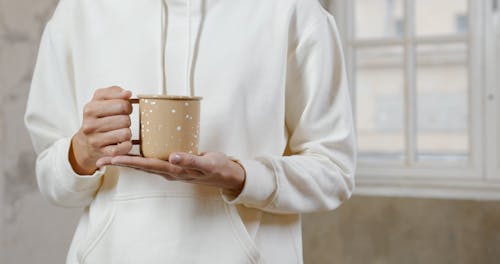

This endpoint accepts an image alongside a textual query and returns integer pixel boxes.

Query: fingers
[95,156,113,168]
[75,86,134,171]
[110,156,186,175]
[110,156,208,177]
[169,152,216,173]
[93,86,132,100]
[101,141,133,156]
[99,128,132,147]
[95,141,132,167]
[88,128,132,148]
[109,155,205,182]
[107,154,207,183]
[83,115,131,133]
[83,99,133,118]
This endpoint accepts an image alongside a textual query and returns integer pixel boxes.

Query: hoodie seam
[224,203,262,264]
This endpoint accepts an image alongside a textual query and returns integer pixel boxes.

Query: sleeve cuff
[221,158,277,208]
[54,137,106,193]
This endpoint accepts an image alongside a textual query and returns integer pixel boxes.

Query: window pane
[356,46,405,158]
[416,0,468,36]
[355,0,405,39]
[416,43,469,160]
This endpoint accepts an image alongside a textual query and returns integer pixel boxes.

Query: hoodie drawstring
[186,0,193,97]
[161,0,168,95]
[160,0,198,97]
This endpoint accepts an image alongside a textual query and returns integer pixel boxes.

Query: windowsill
[354,175,500,201]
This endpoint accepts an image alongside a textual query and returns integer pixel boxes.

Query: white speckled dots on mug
[137,95,201,160]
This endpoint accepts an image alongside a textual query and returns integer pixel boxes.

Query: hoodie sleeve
[24,22,105,208]
[222,13,356,214]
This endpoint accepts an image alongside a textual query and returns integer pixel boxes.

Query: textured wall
[0,0,82,263]
[1,1,500,264]
[303,196,500,264]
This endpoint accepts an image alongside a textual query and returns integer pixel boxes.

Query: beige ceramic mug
[129,95,202,160]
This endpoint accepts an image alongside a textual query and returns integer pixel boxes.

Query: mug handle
[129,98,141,145]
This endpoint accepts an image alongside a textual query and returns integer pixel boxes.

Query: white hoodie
[24,0,356,263]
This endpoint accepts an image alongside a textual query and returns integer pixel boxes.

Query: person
[24,0,356,263]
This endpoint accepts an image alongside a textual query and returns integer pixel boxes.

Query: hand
[69,86,133,175]
[97,152,246,194]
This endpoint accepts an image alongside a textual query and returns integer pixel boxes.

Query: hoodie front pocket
[79,194,262,264]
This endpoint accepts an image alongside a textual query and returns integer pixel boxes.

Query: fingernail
[170,153,182,163]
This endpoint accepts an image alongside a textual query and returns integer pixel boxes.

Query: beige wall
[303,196,500,264]
[1,0,499,263]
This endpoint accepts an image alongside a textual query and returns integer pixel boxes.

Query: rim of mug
[137,94,203,100]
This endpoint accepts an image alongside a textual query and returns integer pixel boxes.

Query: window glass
[416,43,469,160]
[355,0,405,39]
[356,46,406,158]
[416,0,468,36]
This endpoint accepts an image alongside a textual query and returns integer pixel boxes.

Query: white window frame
[330,0,500,200]
[486,0,500,181]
